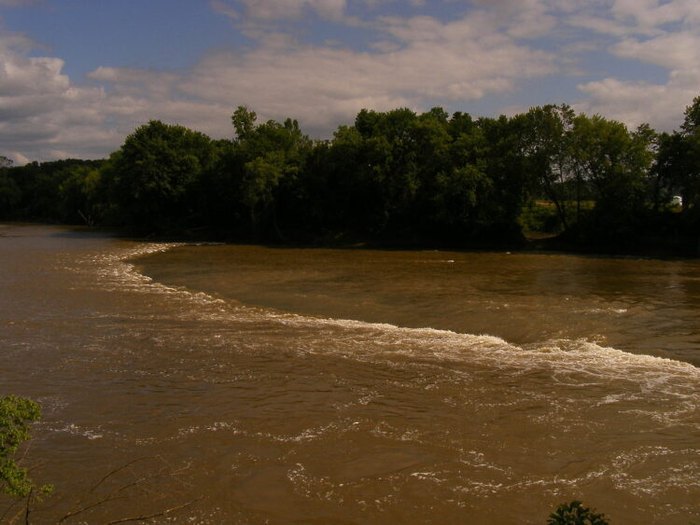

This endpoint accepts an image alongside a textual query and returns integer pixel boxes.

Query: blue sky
[1,0,700,163]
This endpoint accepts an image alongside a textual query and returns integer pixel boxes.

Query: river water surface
[1,224,699,524]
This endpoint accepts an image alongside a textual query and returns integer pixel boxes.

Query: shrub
[0,395,44,497]
[547,500,609,525]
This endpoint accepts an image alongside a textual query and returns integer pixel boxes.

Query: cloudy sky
[1,0,699,163]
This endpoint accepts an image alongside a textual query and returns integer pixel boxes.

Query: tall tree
[58,164,104,225]
[569,114,653,240]
[521,105,577,230]
[0,156,20,218]
[477,114,530,239]
[106,120,215,232]
[679,96,700,210]
[230,107,312,238]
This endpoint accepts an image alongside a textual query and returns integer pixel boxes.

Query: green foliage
[519,200,563,233]
[4,92,700,253]
[107,120,215,232]
[0,159,104,223]
[547,501,610,525]
[680,97,700,211]
[232,109,312,237]
[520,104,577,230]
[476,114,529,239]
[571,115,653,241]
[0,172,22,219]
[682,95,700,135]
[57,165,104,225]
[0,395,42,497]
[232,105,257,140]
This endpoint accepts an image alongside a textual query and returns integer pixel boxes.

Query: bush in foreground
[548,500,610,525]
[0,395,47,498]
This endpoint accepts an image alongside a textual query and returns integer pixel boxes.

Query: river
[1,223,699,524]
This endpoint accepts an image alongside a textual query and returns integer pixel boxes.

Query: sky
[1,0,699,164]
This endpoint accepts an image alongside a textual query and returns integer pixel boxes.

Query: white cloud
[559,0,700,131]
[1,5,561,162]
[568,0,700,36]
[3,0,700,163]
[568,14,651,37]
[613,31,700,70]
[0,27,237,162]
[175,11,556,134]
[610,0,700,31]
[0,56,68,95]
[576,67,700,131]
[0,32,121,162]
[211,0,347,21]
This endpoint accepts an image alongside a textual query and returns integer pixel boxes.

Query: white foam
[610,446,700,496]
[277,311,700,387]
[69,242,233,317]
[51,423,104,440]
[80,241,700,404]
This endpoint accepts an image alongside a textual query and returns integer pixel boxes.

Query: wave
[79,241,700,397]
[266,310,700,386]
[49,237,700,522]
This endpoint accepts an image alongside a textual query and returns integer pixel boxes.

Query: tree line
[1,98,699,254]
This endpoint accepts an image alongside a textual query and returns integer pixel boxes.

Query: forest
[1,98,699,255]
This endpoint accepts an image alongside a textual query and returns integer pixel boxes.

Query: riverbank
[130,223,700,261]
[5,219,697,261]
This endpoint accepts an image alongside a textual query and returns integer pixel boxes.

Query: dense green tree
[58,165,103,225]
[425,111,489,240]
[681,95,700,136]
[354,108,422,234]
[0,159,102,222]
[569,114,653,240]
[3,162,54,220]
[0,155,19,218]
[654,132,689,209]
[197,139,240,234]
[476,114,530,240]
[338,107,475,240]
[106,120,215,232]
[521,105,578,229]
[232,105,257,140]
[677,96,700,247]
[409,108,453,235]
[679,96,700,210]
[308,124,382,236]
[230,107,313,238]
[654,98,700,216]
[3,95,700,254]
[520,107,659,242]
[431,163,491,239]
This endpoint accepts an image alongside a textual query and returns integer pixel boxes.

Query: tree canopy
[105,120,215,232]
[2,96,699,254]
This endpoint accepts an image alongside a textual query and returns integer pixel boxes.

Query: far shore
[6,221,696,261]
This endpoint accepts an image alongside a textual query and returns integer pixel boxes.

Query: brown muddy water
[1,223,699,524]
